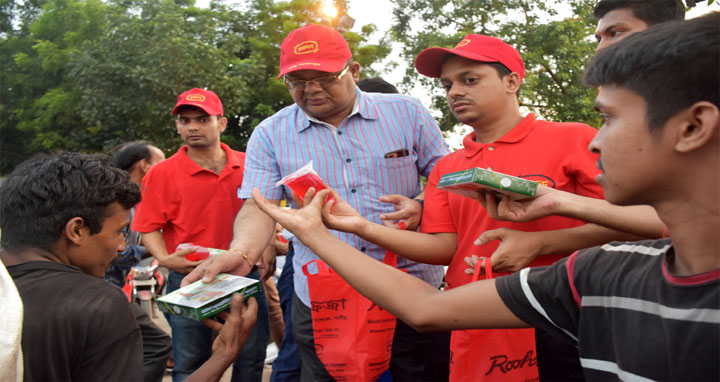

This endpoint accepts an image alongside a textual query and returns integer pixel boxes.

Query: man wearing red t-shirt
[311,35,643,380]
[132,88,269,382]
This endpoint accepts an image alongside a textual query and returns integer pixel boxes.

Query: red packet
[176,243,217,261]
[276,161,333,203]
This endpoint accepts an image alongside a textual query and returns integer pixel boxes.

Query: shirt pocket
[372,155,419,197]
[378,155,413,169]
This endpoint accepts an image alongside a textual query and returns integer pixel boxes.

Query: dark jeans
[270,243,302,382]
[391,320,450,382]
[130,301,172,382]
[165,270,269,382]
[292,292,448,381]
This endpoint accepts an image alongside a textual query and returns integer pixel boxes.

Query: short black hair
[584,12,719,131]
[593,0,685,26]
[0,152,141,252]
[111,140,153,172]
[174,105,217,117]
[357,77,399,94]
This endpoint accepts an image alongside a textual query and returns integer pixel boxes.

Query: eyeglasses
[284,65,350,90]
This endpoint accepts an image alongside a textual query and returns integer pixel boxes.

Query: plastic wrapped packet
[176,243,226,261]
[275,160,333,202]
[437,167,538,200]
[157,273,261,320]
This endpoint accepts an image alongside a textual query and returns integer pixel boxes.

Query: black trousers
[292,293,451,381]
[130,301,172,382]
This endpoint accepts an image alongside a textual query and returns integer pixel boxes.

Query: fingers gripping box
[437,167,538,200]
[157,274,261,321]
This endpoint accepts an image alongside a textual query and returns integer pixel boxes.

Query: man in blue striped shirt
[186,24,451,381]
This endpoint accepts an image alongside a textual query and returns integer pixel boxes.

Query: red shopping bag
[449,257,539,382]
[303,252,399,381]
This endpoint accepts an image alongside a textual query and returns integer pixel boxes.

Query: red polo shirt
[132,143,245,255]
[421,114,603,289]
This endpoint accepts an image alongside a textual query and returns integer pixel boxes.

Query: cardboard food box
[437,167,538,200]
[158,273,261,321]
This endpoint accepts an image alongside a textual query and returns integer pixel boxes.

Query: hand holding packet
[437,167,538,200]
[157,273,260,320]
[176,243,226,261]
[275,160,334,203]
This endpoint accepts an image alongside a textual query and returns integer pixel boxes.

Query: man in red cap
[469,0,688,256]
[132,88,270,381]
[184,24,452,381]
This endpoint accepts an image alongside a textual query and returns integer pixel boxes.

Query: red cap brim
[276,60,347,80]
[415,47,506,78]
[171,101,221,116]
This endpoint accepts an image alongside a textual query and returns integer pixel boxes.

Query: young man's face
[594,8,649,51]
[285,62,360,124]
[589,86,669,206]
[175,108,227,148]
[68,202,130,277]
[439,56,511,128]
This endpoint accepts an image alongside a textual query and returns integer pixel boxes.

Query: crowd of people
[0,0,718,381]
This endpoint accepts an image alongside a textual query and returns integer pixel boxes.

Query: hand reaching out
[159,247,205,274]
[464,228,547,274]
[378,194,422,231]
[253,188,330,239]
[288,187,366,233]
[202,295,258,360]
[476,185,565,222]
[186,295,258,381]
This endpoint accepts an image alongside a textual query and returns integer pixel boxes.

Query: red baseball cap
[171,88,223,116]
[414,35,525,80]
[277,24,352,80]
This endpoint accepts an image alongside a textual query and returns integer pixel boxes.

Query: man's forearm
[229,198,279,266]
[140,230,169,261]
[559,194,664,238]
[185,353,231,382]
[539,223,646,256]
[298,225,526,331]
[356,221,456,265]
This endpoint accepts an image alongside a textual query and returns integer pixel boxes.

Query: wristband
[414,198,424,208]
[229,248,252,267]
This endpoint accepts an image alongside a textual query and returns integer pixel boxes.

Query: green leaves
[391,0,602,131]
[1,0,389,173]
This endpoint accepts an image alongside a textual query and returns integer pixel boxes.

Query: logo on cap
[455,39,471,48]
[186,94,206,102]
[294,41,319,55]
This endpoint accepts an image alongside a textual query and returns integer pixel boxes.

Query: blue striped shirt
[240,88,451,306]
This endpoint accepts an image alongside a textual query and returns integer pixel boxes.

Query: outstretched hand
[202,295,258,359]
[378,194,422,231]
[285,188,367,234]
[476,185,563,222]
[252,188,330,239]
[466,228,547,273]
[159,247,205,274]
[186,295,258,382]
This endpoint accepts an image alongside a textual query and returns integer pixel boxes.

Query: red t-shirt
[421,114,603,288]
[132,143,245,254]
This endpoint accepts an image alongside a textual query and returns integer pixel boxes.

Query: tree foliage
[390,0,602,132]
[0,0,390,174]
